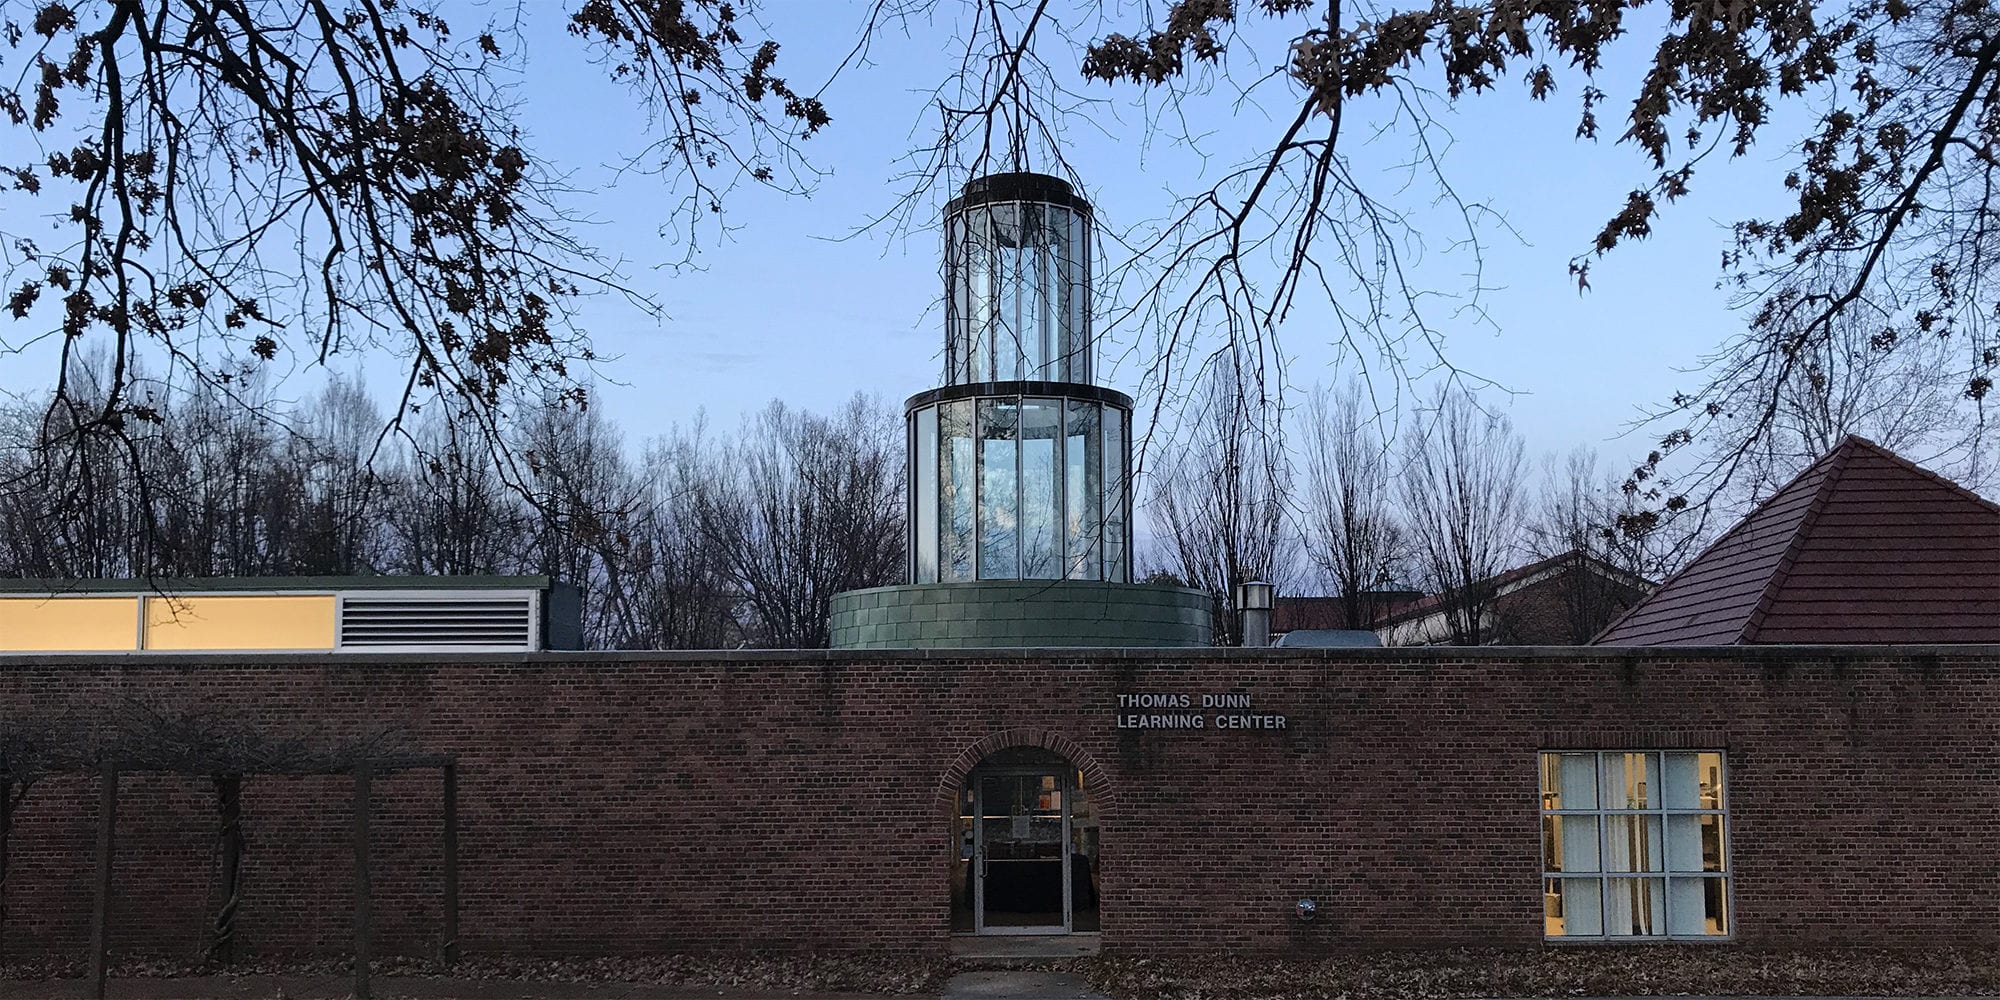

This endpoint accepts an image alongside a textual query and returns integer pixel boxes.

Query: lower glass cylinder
[908,384,1130,584]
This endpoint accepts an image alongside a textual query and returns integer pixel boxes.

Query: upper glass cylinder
[944,173,1093,385]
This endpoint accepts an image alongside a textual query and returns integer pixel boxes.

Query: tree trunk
[206,774,243,966]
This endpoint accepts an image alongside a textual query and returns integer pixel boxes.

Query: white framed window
[1540,750,1730,940]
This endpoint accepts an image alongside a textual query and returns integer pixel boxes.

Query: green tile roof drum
[828,581,1213,648]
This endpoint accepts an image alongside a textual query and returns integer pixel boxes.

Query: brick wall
[2,647,1997,960]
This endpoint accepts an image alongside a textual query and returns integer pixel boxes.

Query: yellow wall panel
[0,597,140,651]
[143,595,336,651]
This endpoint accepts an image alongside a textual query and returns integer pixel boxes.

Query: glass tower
[906,173,1134,585]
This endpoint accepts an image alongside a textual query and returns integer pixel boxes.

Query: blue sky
[488,1,1798,475]
[0,1,1803,479]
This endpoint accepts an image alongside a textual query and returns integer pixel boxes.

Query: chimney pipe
[1236,581,1273,647]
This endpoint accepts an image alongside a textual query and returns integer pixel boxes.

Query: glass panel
[1071,766,1099,932]
[914,406,939,583]
[1667,814,1726,872]
[1541,752,1598,810]
[1604,815,1664,873]
[968,207,993,382]
[992,204,1022,380]
[1667,877,1728,936]
[1700,752,1724,809]
[979,772,1064,928]
[1064,400,1101,580]
[1543,815,1600,873]
[1102,407,1126,582]
[978,398,1020,579]
[1065,207,1088,383]
[1601,752,1659,809]
[954,782,975,931]
[1020,399,1062,579]
[1546,878,1602,937]
[1023,203,1051,377]
[945,212,964,383]
[1663,752,1726,809]
[940,400,976,581]
[1605,878,1666,936]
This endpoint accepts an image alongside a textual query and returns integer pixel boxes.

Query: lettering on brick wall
[1113,693,1287,731]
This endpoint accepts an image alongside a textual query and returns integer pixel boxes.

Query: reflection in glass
[1102,407,1126,582]
[1068,205,1088,376]
[915,406,939,583]
[1064,400,1101,580]
[1021,400,1062,578]
[908,394,1132,584]
[941,400,975,580]
[992,204,1022,379]
[945,197,1092,386]
[979,399,1020,578]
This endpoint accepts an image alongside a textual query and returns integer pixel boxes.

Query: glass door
[973,769,1070,934]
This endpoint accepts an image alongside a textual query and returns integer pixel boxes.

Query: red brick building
[5,645,2000,960]
[1376,551,1654,646]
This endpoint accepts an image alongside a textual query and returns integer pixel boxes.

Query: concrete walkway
[0,970,1109,1000]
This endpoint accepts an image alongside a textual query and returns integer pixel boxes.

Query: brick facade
[2,646,1996,960]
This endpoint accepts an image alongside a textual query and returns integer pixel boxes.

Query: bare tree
[705,395,905,648]
[608,423,741,650]
[1148,358,1296,645]
[383,412,531,578]
[1520,447,1658,643]
[1398,388,1527,645]
[0,0,830,545]
[1697,309,1989,513]
[517,404,644,643]
[1298,380,1404,628]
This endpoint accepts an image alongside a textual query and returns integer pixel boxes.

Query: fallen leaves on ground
[8,946,2000,998]
[1082,947,2000,999]
[0,953,948,994]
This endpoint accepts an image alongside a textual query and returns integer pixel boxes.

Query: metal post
[1237,580,1274,647]
[441,763,459,966]
[352,764,372,1000]
[89,765,118,1000]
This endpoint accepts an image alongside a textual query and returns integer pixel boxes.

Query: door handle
[978,845,988,878]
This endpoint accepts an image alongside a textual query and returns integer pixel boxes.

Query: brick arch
[934,728,1116,820]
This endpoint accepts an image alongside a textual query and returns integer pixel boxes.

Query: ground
[8,948,2000,999]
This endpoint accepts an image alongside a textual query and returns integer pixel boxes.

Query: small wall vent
[337,592,540,651]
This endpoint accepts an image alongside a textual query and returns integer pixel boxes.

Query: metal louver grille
[338,595,535,650]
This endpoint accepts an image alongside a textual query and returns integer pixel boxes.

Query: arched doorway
[951,746,1100,935]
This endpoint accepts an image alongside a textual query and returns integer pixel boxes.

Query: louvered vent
[338,594,536,650]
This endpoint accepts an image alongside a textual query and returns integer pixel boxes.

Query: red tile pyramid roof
[1593,436,2000,645]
